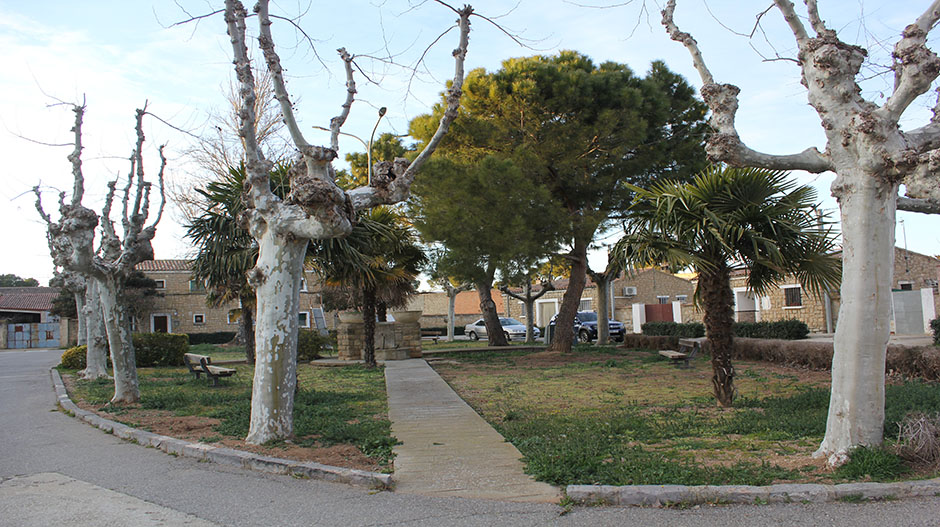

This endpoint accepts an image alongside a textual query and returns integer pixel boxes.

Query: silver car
[464,317,540,341]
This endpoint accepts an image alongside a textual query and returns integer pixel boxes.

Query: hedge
[733,319,809,340]
[620,335,940,382]
[186,332,236,345]
[297,329,330,362]
[641,321,705,338]
[133,333,189,367]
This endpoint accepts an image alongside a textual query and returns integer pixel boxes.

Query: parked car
[549,311,625,343]
[464,317,539,341]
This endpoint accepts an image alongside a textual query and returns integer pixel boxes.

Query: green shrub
[733,319,809,340]
[60,345,87,370]
[297,330,329,362]
[186,332,236,345]
[641,321,704,338]
[132,333,189,367]
[834,446,909,481]
[931,318,940,346]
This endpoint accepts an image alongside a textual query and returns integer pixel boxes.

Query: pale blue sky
[2,1,938,285]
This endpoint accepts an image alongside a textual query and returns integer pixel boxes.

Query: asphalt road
[2,348,939,526]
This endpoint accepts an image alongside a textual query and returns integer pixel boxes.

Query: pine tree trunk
[815,174,896,464]
[80,279,110,380]
[246,231,306,444]
[477,282,508,346]
[549,238,588,353]
[596,277,610,345]
[98,276,139,404]
[700,264,735,407]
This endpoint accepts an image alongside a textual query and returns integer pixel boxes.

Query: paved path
[384,359,559,502]
[4,349,940,526]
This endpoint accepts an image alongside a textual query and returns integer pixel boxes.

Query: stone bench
[183,353,236,386]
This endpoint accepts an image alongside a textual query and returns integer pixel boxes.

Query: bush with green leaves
[641,321,705,338]
[132,333,189,367]
[186,332,236,345]
[60,345,87,370]
[297,330,330,362]
[733,319,809,340]
[931,318,940,346]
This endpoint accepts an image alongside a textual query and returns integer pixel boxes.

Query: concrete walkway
[384,359,560,503]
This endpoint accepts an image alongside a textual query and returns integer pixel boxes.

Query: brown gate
[644,303,674,323]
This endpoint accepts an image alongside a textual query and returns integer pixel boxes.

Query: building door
[537,301,558,327]
[892,290,926,335]
[152,315,170,333]
[644,303,674,322]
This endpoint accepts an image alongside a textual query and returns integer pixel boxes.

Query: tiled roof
[135,260,193,272]
[0,287,58,312]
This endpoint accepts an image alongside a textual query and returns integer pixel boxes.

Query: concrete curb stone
[567,478,940,506]
[50,368,392,490]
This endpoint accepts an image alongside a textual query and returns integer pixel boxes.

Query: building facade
[135,260,327,334]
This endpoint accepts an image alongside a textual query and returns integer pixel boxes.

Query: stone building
[724,247,939,334]
[135,260,327,334]
[406,289,505,329]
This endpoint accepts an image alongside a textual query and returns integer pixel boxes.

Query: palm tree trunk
[700,264,735,406]
[362,287,377,368]
[240,296,255,364]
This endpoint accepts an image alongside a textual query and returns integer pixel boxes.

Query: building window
[189,279,205,292]
[193,314,205,325]
[676,295,688,303]
[579,299,592,311]
[898,281,914,291]
[783,286,802,307]
[154,279,166,290]
[227,309,241,325]
[298,311,310,328]
[300,278,307,292]
[657,296,670,304]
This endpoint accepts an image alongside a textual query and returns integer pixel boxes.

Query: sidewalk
[384,359,559,503]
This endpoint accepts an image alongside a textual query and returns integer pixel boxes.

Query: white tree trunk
[447,291,457,342]
[246,229,307,444]
[80,279,110,380]
[74,291,86,346]
[98,276,139,404]
[815,173,897,465]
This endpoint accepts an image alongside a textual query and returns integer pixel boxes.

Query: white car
[464,317,540,341]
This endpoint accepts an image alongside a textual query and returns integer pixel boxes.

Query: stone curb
[566,478,940,506]
[50,369,392,490]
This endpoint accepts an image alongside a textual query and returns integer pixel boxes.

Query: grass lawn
[421,339,544,352]
[430,344,940,487]
[62,359,395,472]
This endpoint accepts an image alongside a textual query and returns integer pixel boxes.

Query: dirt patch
[61,374,381,472]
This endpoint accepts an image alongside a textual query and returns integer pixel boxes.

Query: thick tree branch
[68,104,85,206]
[878,0,940,123]
[773,0,810,43]
[897,196,940,214]
[256,0,310,151]
[224,0,275,211]
[347,5,473,211]
[330,48,356,153]
[662,1,832,173]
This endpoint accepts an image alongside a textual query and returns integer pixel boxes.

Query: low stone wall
[337,311,422,361]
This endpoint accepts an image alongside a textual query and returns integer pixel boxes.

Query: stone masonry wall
[337,314,422,361]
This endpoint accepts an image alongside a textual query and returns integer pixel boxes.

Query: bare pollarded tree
[35,105,109,381]
[222,0,473,444]
[662,0,940,465]
[37,103,166,403]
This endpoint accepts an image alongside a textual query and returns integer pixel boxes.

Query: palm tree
[313,206,425,368]
[612,165,840,406]
[186,165,290,363]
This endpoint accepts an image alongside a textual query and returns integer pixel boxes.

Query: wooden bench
[183,353,236,386]
[659,337,706,368]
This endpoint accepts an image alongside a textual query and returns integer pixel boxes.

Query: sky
[2,0,939,287]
